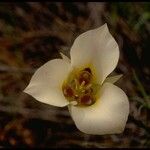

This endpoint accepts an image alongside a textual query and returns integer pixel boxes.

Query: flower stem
[132,70,149,106]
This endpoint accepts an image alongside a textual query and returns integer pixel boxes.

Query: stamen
[79,81,85,90]
[74,79,78,90]
[81,81,85,87]
[86,84,92,90]
[75,94,79,97]
[81,89,85,93]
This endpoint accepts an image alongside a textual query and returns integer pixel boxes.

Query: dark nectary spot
[84,68,92,74]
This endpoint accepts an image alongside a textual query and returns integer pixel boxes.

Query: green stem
[133,70,149,105]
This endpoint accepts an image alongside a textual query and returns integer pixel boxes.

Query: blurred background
[0,2,150,148]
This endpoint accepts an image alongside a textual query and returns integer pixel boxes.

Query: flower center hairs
[62,67,101,107]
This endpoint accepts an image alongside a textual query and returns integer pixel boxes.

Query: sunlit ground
[0,2,150,148]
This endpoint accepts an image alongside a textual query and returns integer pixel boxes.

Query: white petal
[24,59,71,107]
[70,23,119,84]
[105,74,123,84]
[69,82,129,135]
[60,52,71,63]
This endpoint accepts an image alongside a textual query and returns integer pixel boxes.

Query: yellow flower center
[62,67,100,107]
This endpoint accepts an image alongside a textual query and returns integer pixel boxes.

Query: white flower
[24,24,129,135]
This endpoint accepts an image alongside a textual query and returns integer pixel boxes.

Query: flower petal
[70,23,119,84]
[105,74,123,84]
[69,82,129,135]
[24,59,71,107]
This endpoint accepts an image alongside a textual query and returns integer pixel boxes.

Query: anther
[86,84,92,90]
[81,81,85,86]
[74,79,78,90]
[75,94,79,97]
[81,89,85,93]
[79,81,85,90]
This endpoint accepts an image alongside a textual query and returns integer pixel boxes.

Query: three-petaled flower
[24,24,129,135]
